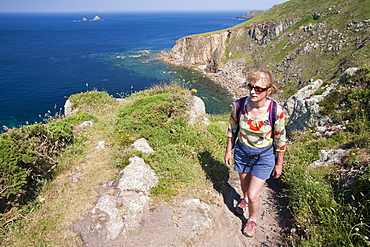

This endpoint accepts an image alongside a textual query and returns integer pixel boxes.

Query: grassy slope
[282,68,370,246]
[1,70,369,246]
[1,85,231,246]
[195,0,370,99]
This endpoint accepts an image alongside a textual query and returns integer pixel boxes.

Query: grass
[113,84,230,200]
[190,0,370,101]
[1,68,370,246]
[283,131,370,246]
[1,91,122,246]
[282,68,370,246]
[0,84,232,245]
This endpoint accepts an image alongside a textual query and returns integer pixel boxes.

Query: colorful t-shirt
[227,97,286,152]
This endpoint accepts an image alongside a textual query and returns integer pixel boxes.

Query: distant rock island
[236,9,264,20]
[73,16,104,22]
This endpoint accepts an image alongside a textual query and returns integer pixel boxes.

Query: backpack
[232,97,278,149]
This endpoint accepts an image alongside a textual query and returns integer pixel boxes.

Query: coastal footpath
[1,0,369,245]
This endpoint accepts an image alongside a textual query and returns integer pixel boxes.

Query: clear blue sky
[0,0,289,13]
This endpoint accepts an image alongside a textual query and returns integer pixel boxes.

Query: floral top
[227,97,286,152]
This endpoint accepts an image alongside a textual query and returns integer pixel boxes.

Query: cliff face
[161,18,296,98]
[163,31,229,70]
[164,19,295,69]
[160,0,370,99]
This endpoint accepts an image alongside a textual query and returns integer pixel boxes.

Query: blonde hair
[246,69,278,94]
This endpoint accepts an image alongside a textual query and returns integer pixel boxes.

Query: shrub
[68,90,112,109]
[0,121,77,213]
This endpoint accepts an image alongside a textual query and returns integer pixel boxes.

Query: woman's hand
[224,150,233,166]
[272,164,282,178]
[272,151,284,178]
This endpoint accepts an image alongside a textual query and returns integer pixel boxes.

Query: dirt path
[72,151,291,247]
[112,170,291,247]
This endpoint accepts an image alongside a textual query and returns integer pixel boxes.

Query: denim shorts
[233,140,276,180]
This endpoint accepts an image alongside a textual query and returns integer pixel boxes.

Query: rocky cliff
[160,0,370,101]
[159,0,369,134]
[236,9,265,20]
[160,18,297,99]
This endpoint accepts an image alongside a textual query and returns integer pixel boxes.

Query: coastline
[157,50,248,100]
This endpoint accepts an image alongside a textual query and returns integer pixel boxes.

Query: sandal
[243,219,257,237]
[235,198,248,215]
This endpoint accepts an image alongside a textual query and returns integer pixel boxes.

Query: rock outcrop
[309,148,350,168]
[159,18,296,98]
[284,68,358,134]
[236,9,265,20]
[73,155,159,245]
[64,99,76,117]
[188,96,210,125]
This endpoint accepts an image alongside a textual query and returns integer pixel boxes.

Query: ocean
[0,12,245,129]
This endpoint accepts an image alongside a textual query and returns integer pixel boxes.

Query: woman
[224,69,286,237]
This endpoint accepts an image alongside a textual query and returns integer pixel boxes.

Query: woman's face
[248,79,271,102]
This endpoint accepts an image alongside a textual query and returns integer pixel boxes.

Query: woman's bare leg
[238,172,252,199]
[246,174,265,219]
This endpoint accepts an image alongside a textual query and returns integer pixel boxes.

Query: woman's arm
[272,151,284,178]
[224,137,233,166]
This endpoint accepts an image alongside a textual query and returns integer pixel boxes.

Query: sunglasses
[246,83,270,93]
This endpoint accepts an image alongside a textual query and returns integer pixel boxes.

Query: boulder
[95,141,106,152]
[188,96,210,125]
[285,68,360,134]
[284,79,323,117]
[309,148,349,168]
[131,138,154,155]
[118,156,158,193]
[64,99,77,117]
[286,97,330,134]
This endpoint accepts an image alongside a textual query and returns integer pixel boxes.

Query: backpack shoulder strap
[269,99,278,140]
[236,97,247,122]
[232,97,247,148]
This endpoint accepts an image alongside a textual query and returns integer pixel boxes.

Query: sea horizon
[0,11,246,129]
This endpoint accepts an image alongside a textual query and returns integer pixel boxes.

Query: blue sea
[0,12,245,129]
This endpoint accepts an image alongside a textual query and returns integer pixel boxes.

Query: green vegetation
[192,0,370,100]
[1,0,369,244]
[282,67,370,246]
[0,91,116,245]
[113,84,229,198]
[1,67,369,246]
[0,85,231,245]
[0,112,96,212]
